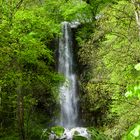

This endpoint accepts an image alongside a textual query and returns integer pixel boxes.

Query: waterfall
[47,22,91,139]
[58,21,78,129]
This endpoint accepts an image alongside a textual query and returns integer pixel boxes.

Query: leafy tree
[76,0,140,138]
[0,0,62,139]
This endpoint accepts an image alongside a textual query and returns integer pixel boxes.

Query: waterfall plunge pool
[41,126,90,140]
[48,127,90,140]
[41,126,107,140]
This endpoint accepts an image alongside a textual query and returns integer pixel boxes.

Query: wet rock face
[70,21,81,29]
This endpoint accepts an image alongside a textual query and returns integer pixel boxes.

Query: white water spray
[58,21,78,129]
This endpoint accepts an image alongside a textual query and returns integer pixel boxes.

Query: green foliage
[44,0,92,23]
[125,84,140,99]
[88,127,109,140]
[50,126,65,137]
[123,123,140,140]
[0,136,18,140]
[0,0,63,139]
[76,0,140,139]
[61,0,92,22]
[41,126,64,139]
[135,63,140,71]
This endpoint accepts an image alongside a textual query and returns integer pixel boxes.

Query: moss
[73,135,88,140]
[51,126,65,137]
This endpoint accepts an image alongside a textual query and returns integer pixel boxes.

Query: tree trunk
[17,82,25,140]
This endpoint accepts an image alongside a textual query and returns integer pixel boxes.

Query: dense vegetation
[0,0,140,139]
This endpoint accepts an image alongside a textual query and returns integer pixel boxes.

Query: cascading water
[58,21,78,129]
[48,22,90,140]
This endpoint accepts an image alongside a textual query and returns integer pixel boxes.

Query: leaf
[134,63,140,71]
[125,91,133,98]
[130,125,140,137]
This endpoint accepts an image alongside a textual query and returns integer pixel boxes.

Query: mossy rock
[41,126,65,140]
[73,135,88,140]
[74,130,80,135]
[51,126,65,137]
